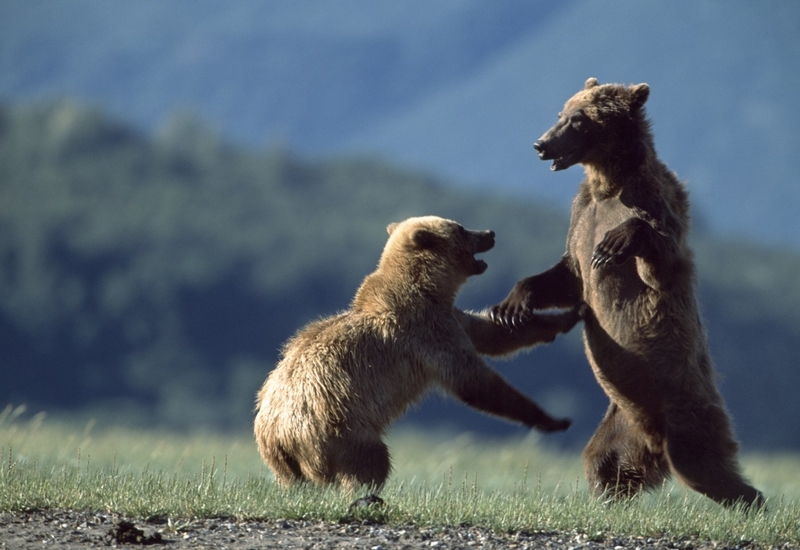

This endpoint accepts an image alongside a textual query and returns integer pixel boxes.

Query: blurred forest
[2,102,800,449]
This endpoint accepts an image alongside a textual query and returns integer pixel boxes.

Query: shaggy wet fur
[491,79,763,508]
[254,216,580,491]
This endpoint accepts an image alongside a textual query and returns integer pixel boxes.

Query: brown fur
[491,79,763,508]
[254,216,579,491]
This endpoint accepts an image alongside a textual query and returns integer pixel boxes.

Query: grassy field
[1,405,799,546]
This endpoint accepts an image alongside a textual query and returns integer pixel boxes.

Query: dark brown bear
[254,216,580,492]
[490,79,764,508]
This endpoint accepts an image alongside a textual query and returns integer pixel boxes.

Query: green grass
[1,405,799,546]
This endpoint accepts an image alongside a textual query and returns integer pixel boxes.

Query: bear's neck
[582,125,658,201]
[352,271,457,316]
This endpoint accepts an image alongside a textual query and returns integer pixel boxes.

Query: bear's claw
[591,247,618,268]
[592,218,650,269]
[489,303,532,330]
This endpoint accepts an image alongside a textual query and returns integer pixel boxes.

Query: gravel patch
[0,510,788,549]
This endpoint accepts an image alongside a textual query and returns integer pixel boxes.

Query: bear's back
[265,310,432,433]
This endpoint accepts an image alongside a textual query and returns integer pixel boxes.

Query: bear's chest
[571,199,642,285]
[569,197,659,345]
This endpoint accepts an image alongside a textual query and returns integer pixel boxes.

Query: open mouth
[547,148,580,171]
[471,231,494,274]
[472,256,488,275]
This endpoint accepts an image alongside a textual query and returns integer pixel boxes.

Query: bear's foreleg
[591,217,653,269]
[590,216,686,291]
[456,304,583,357]
[583,403,670,500]
[447,357,571,432]
[489,258,582,328]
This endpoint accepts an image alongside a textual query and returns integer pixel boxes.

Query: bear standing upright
[490,79,763,508]
[254,216,581,491]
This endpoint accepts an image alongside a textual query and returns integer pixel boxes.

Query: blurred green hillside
[1,102,799,449]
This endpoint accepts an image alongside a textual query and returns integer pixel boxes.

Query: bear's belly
[581,301,687,412]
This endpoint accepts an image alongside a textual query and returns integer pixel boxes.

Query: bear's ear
[630,83,650,111]
[386,222,398,235]
[584,77,599,90]
[411,228,440,250]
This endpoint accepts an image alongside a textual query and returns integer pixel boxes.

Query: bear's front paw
[591,218,648,269]
[536,417,572,433]
[489,282,535,329]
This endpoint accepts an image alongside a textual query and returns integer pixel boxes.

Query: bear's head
[533,77,650,172]
[382,216,495,292]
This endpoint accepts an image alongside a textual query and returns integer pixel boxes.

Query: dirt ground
[0,510,781,549]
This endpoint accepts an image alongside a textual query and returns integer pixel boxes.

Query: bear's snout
[533,137,561,164]
[534,129,584,172]
[473,230,495,254]
[533,133,559,162]
[534,108,593,171]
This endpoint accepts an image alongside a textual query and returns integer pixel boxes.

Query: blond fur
[254,216,578,490]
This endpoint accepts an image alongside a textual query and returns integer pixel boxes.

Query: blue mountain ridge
[3,0,798,248]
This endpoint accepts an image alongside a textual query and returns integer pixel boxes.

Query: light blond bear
[254,216,581,491]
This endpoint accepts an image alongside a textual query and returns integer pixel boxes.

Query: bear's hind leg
[263,444,306,488]
[329,434,392,493]
[664,407,764,508]
[583,403,670,500]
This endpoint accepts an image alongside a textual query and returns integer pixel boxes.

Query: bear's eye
[569,109,589,130]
